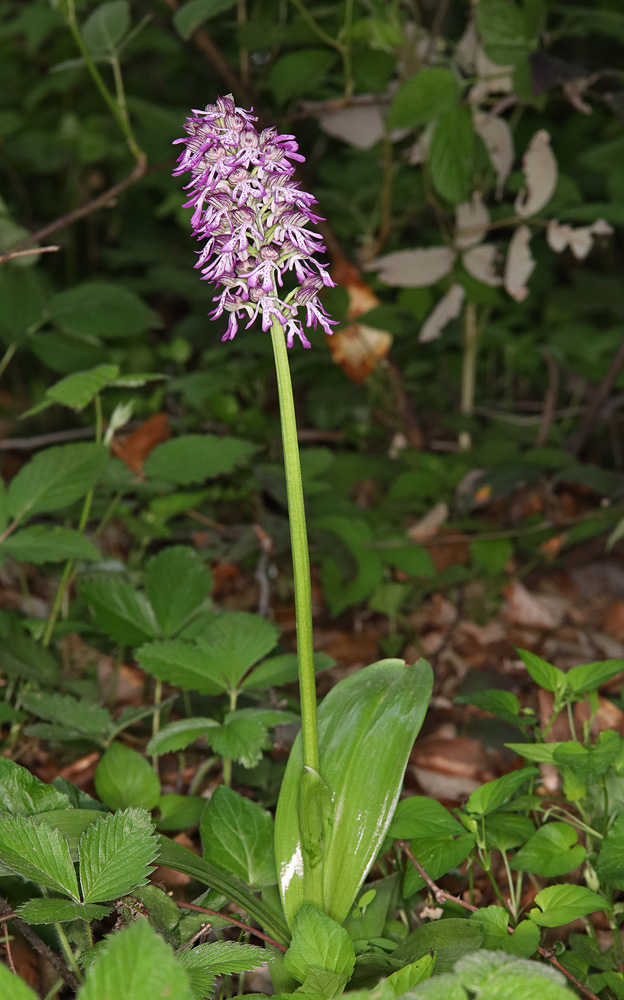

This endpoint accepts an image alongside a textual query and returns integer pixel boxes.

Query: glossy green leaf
[484,813,534,852]
[386,954,434,994]
[1,525,100,564]
[79,807,159,902]
[16,898,111,924]
[403,834,475,895]
[529,885,610,927]
[0,814,80,899]
[156,835,290,944]
[80,577,159,646]
[454,689,529,727]
[7,443,108,521]
[511,822,585,877]
[284,904,355,985]
[37,809,106,860]
[388,796,463,840]
[515,649,563,693]
[468,907,540,958]
[144,545,212,638]
[387,68,458,129]
[466,767,538,817]
[143,434,257,485]
[0,758,69,815]
[200,786,275,886]
[275,658,433,926]
[95,742,161,811]
[155,794,205,831]
[79,918,194,1000]
[566,658,624,693]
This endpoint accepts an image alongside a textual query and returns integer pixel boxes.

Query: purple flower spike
[174,94,337,347]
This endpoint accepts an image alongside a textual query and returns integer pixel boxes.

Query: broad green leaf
[173,0,237,39]
[429,107,474,204]
[94,742,161,811]
[79,807,159,902]
[375,544,436,578]
[143,434,257,485]
[506,919,541,958]
[1,525,100,564]
[37,809,107,860]
[466,767,538,817]
[137,640,225,694]
[132,884,181,937]
[79,918,194,1000]
[505,742,559,764]
[156,794,205,831]
[403,973,467,1000]
[157,835,290,944]
[529,885,610,927]
[275,658,433,926]
[596,814,624,889]
[393,918,484,974]
[0,963,39,1000]
[284,905,355,985]
[200,786,275,887]
[468,906,509,952]
[7,443,108,521]
[316,516,384,617]
[388,796,464,840]
[146,717,219,755]
[0,267,46,346]
[1,636,59,685]
[49,281,160,340]
[566,658,624,693]
[553,731,621,784]
[241,651,334,691]
[454,950,569,996]
[192,611,279,690]
[343,875,399,942]
[484,813,534,852]
[16,898,111,924]
[267,49,337,104]
[46,364,120,410]
[454,689,528,727]
[386,954,434,994]
[208,713,270,769]
[299,968,348,998]
[403,834,475,895]
[0,815,80,899]
[387,68,458,129]
[82,1,130,55]
[476,0,537,66]
[80,577,159,645]
[511,822,585,877]
[516,649,563,692]
[479,971,575,999]
[21,690,112,741]
[0,758,69,815]
[144,546,212,637]
[176,939,266,975]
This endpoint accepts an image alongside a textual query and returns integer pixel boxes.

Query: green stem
[189,755,217,796]
[0,343,17,381]
[269,319,318,773]
[223,688,238,788]
[459,301,478,451]
[289,0,343,52]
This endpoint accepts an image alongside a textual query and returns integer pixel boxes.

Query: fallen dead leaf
[600,598,624,642]
[504,580,566,629]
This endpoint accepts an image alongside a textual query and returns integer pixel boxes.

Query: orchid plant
[158,94,434,994]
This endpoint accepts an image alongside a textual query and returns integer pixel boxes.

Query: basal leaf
[1,525,101,564]
[79,807,159,903]
[0,815,80,899]
[7,443,108,521]
[284,904,355,985]
[146,717,219,756]
[94,742,161,811]
[529,885,610,927]
[0,758,70,816]
[16,898,111,924]
[200,786,275,887]
[80,577,159,646]
[79,918,194,1000]
[144,546,212,637]
[143,434,257,485]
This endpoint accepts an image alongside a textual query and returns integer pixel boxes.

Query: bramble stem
[269,318,319,773]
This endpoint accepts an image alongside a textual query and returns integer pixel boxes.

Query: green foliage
[200,785,276,886]
[95,742,161,811]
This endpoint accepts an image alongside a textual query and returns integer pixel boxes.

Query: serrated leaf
[79,918,194,1000]
[37,809,107,861]
[240,651,334,691]
[284,905,355,985]
[49,281,160,340]
[194,612,279,690]
[7,443,108,521]
[511,822,585,877]
[21,690,113,741]
[1,525,101,564]
[387,68,458,129]
[209,714,270,769]
[143,434,257,485]
[476,0,537,66]
[16,898,111,924]
[80,577,159,645]
[0,758,70,815]
[137,640,224,694]
[429,107,474,204]
[529,885,610,927]
[466,767,539,817]
[46,364,120,410]
[82,1,130,55]
[0,815,80,899]
[1,636,59,685]
[94,742,161,811]
[147,717,219,755]
[177,939,266,975]
[200,786,275,887]
[597,814,624,889]
[79,807,159,903]
[144,546,212,637]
